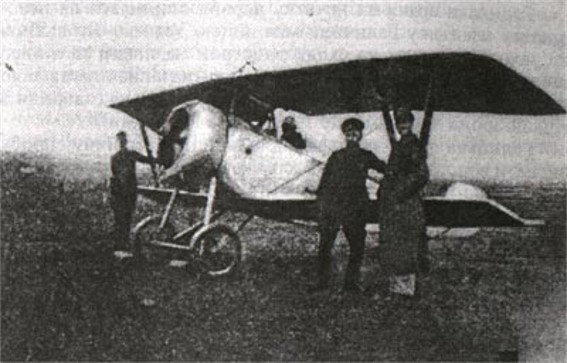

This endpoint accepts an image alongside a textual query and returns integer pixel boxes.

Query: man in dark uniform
[280,116,306,149]
[314,118,386,292]
[110,131,153,251]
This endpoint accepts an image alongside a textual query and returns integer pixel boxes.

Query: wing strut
[139,124,160,187]
[420,75,435,147]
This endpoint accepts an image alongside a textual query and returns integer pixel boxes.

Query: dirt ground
[1,152,565,361]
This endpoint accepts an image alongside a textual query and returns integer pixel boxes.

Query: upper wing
[110,52,565,131]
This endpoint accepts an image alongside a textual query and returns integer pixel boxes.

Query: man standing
[110,131,153,251]
[314,118,386,292]
[378,107,430,298]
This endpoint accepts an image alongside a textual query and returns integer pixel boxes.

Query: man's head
[282,116,297,133]
[116,131,128,149]
[394,107,414,136]
[341,118,364,145]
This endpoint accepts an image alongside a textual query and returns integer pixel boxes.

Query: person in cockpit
[280,116,306,150]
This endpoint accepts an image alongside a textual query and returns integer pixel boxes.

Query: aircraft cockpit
[157,106,190,169]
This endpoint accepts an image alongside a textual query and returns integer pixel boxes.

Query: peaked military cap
[394,107,415,123]
[341,118,365,133]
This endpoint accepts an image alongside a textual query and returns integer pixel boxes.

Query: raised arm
[420,104,433,148]
[420,76,435,148]
[381,107,397,146]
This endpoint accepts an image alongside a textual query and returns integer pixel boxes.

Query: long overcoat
[378,133,429,275]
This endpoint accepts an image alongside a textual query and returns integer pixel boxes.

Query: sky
[1,1,565,183]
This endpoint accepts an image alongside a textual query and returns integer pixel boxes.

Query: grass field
[1,152,565,361]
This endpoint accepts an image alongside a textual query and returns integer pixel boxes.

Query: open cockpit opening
[158,107,190,168]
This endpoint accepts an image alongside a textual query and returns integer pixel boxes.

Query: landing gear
[133,215,175,263]
[193,224,242,276]
[132,177,245,277]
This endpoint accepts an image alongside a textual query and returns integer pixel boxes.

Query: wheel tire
[132,215,175,264]
[191,224,242,277]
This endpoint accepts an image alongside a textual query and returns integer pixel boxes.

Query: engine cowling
[158,101,229,183]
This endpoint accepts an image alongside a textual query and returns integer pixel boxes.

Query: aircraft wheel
[133,215,175,264]
[191,224,242,277]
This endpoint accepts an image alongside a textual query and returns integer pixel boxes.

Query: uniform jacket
[110,149,151,199]
[317,145,386,219]
[281,130,307,149]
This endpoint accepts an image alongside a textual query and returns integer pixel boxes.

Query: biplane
[109,52,564,276]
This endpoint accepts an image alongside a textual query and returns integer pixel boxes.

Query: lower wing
[137,186,543,227]
[423,197,543,227]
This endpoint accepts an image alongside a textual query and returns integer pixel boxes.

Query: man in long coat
[378,107,430,297]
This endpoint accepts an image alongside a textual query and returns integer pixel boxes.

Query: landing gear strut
[133,177,244,276]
